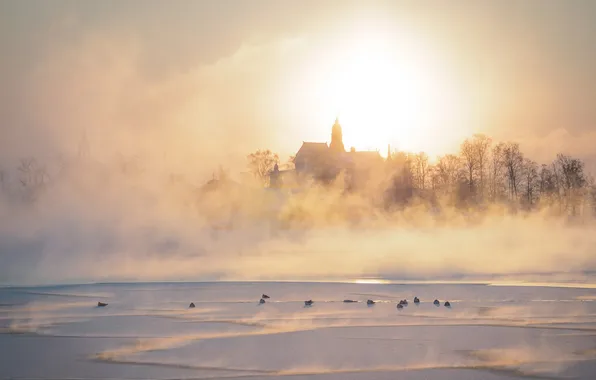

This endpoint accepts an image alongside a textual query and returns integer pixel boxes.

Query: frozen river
[1,281,596,379]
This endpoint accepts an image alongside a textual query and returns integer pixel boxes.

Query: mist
[1,142,595,286]
[2,1,596,286]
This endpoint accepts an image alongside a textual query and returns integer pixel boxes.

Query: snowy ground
[1,281,596,380]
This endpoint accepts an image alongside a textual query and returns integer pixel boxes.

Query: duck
[444,301,451,307]
[97,302,108,307]
[189,302,195,308]
[343,299,357,303]
[413,297,420,304]
[399,299,408,306]
[304,300,314,306]
[397,303,404,309]
[259,298,266,304]
[262,294,270,299]
[433,299,440,306]
[367,299,375,305]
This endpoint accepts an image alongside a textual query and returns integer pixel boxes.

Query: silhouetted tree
[488,142,506,202]
[501,142,524,201]
[521,158,539,207]
[555,154,586,191]
[247,149,279,186]
[471,134,492,199]
[538,164,557,203]
[554,154,587,215]
[435,154,461,196]
[17,157,50,201]
[385,152,414,207]
[412,152,430,190]
[588,176,596,216]
[460,138,476,195]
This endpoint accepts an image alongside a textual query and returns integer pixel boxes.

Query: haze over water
[1,2,596,379]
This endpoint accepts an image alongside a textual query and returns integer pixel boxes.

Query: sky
[1,0,596,173]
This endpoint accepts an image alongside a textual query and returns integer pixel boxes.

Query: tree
[538,164,557,202]
[472,134,492,198]
[385,151,414,208]
[412,152,429,190]
[435,154,461,196]
[488,142,506,202]
[460,138,476,194]
[459,134,492,200]
[247,149,279,185]
[553,154,587,215]
[555,154,586,192]
[588,176,596,217]
[17,157,50,201]
[521,158,539,207]
[501,142,524,201]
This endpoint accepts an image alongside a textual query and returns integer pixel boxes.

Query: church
[270,118,384,190]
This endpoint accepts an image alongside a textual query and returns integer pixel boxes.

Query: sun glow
[310,32,461,156]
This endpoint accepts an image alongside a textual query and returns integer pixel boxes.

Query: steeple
[329,118,345,153]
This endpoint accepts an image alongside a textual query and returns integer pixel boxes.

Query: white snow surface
[1,281,596,379]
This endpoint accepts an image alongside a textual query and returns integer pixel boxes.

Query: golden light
[308,31,462,156]
[352,278,390,285]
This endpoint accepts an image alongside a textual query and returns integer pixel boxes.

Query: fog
[1,146,595,286]
[2,1,596,286]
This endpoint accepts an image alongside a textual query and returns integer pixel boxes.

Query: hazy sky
[2,0,596,171]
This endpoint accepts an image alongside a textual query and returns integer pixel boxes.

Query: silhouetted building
[270,118,383,190]
[329,117,345,153]
[295,142,330,177]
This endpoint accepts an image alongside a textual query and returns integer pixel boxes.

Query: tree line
[246,134,596,217]
[384,134,594,216]
[1,133,593,219]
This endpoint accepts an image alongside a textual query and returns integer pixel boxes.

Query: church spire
[329,118,345,153]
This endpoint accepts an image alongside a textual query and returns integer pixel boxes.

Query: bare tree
[521,158,539,207]
[588,176,596,217]
[554,154,587,215]
[555,154,586,192]
[17,157,50,200]
[385,151,415,207]
[429,165,439,192]
[247,149,279,186]
[435,154,461,195]
[538,164,557,203]
[460,138,476,194]
[471,134,492,198]
[501,142,524,201]
[412,152,429,190]
[488,142,505,202]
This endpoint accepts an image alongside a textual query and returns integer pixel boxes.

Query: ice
[1,281,596,379]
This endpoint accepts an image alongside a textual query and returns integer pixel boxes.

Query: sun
[310,32,460,156]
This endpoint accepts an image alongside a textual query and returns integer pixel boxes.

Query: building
[271,118,384,190]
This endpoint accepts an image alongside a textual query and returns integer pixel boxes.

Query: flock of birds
[96,295,452,309]
[257,294,451,309]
